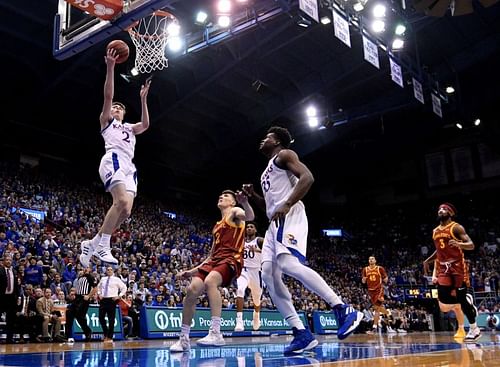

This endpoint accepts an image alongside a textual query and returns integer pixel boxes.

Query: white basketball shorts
[262,201,308,264]
[98,151,137,196]
[236,267,263,304]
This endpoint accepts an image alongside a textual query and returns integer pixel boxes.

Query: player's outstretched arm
[242,184,266,212]
[132,77,152,135]
[100,48,119,129]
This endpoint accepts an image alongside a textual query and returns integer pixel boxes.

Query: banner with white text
[139,307,307,339]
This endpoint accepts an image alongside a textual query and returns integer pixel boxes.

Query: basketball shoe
[234,316,244,332]
[94,244,118,264]
[79,240,94,267]
[284,327,318,355]
[454,327,466,339]
[252,311,261,331]
[197,328,225,346]
[334,304,364,340]
[170,334,190,352]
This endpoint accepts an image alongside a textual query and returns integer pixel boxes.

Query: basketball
[106,40,129,64]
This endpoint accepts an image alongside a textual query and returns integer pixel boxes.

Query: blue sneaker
[334,304,363,340]
[284,327,319,355]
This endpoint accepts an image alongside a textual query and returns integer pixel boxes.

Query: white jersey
[261,155,299,220]
[243,238,262,269]
[101,118,136,160]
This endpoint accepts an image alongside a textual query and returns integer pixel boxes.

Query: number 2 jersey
[210,215,246,275]
[101,118,136,160]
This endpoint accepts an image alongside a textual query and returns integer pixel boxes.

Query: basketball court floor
[1,332,499,367]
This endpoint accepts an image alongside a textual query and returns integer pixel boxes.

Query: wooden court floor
[0,331,499,366]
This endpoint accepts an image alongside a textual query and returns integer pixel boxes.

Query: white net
[128,11,176,74]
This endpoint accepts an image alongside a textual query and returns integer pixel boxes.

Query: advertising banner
[72,305,123,340]
[140,307,307,339]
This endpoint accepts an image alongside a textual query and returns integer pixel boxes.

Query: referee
[66,265,97,343]
[98,266,127,342]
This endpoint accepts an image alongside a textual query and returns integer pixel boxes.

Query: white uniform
[98,119,138,196]
[261,155,308,263]
[236,238,263,302]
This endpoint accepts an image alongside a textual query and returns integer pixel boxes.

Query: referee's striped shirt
[75,274,97,295]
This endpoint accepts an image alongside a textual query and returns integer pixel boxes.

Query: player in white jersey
[242,126,363,355]
[234,222,264,332]
[80,47,152,267]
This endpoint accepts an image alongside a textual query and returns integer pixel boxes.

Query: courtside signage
[313,311,339,334]
[140,307,307,338]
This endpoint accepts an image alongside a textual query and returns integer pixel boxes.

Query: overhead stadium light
[474,118,481,126]
[218,0,231,13]
[446,86,455,94]
[395,24,406,35]
[392,38,404,49]
[195,11,208,24]
[372,19,385,32]
[320,16,331,24]
[308,117,319,128]
[218,15,231,27]
[306,106,317,117]
[373,3,387,17]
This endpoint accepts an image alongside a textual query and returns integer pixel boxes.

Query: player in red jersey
[423,203,480,342]
[361,256,392,333]
[170,190,255,352]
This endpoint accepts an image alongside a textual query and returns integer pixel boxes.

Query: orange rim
[125,10,176,33]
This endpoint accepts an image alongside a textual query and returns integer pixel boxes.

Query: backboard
[53,0,175,60]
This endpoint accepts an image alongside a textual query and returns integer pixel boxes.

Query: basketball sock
[286,315,305,330]
[99,234,111,248]
[91,234,101,247]
[236,312,243,320]
[470,322,477,329]
[278,254,343,307]
[262,261,305,330]
[181,324,191,337]
[211,316,221,333]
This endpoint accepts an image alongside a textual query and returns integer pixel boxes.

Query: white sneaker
[170,335,190,352]
[387,327,397,334]
[79,240,94,267]
[94,245,118,264]
[397,329,407,334]
[197,330,225,346]
[464,327,481,342]
[234,318,244,332]
[252,311,261,331]
[67,338,75,343]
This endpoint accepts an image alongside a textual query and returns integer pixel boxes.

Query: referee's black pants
[99,298,116,339]
[66,295,92,339]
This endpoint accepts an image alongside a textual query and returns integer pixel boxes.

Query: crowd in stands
[1,161,499,342]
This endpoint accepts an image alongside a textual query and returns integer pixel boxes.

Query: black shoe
[54,335,67,343]
[84,334,92,342]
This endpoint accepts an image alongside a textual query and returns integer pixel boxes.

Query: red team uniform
[362,265,387,305]
[196,215,246,286]
[432,221,469,288]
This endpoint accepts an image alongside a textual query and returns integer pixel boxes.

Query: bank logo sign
[143,307,306,334]
[313,311,339,334]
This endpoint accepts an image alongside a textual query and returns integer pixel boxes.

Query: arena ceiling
[1,0,500,199]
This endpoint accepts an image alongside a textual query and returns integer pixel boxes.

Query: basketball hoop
[127,10,177,74]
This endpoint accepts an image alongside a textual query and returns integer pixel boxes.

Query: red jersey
[211,215,245,267]
[432,221,464,262]
[362,265,387,290]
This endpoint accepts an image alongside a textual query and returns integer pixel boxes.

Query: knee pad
[437,284,458,305]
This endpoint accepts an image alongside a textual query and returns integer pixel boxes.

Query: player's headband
[439,203,457,216]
